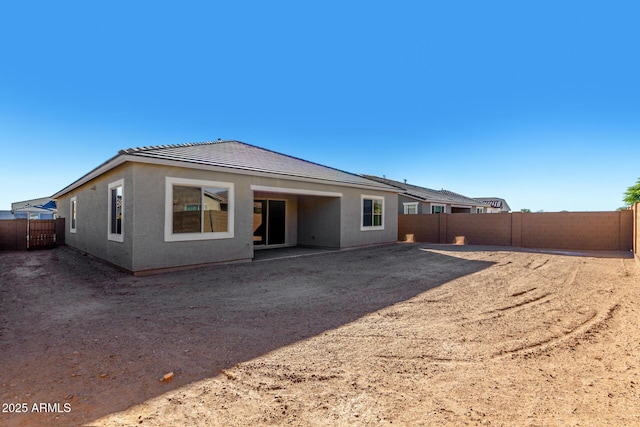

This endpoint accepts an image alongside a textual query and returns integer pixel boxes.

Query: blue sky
[1,1,638,212]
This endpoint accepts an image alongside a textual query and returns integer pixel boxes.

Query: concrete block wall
[447,213,512,246]
[511,212,522,247]
[522,211,632,251]
[399,210,634,252]
[438,214,447,243]
[398,213,439,243]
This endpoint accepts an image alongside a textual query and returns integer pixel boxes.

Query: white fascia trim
[164,176,235,242]
[408,195,455,205]
[400,194,425,202]
[250,185,342,197]
[108,179,125,243]
[430,203,446,214]
[53,155,128,199]
[360,194,385,231]
[403,201,419,214]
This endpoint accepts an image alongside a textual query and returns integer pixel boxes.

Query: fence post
[438,213,448,244]
[511,212,522,247]
[633,202,640,261]
[619,210,624,252]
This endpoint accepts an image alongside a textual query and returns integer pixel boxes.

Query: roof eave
[135,156,399,192]
[51,153,129,199]
[52,153,399,199]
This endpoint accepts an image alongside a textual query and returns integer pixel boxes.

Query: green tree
[520,208,531,213]
[623,177,640,206]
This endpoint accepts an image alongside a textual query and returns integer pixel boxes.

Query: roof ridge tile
[121,140,232,155]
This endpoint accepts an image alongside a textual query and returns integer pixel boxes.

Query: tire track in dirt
[460,261,598,360]
[510,287,537,297]
[491,301,620,359]
[361,255,605,365]
[483,293,554,315]
[525,258,550,270]
[375,353,477,364]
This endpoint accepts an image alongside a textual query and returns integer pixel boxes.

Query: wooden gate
[28,219,57,250]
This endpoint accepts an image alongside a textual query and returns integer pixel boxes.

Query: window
[361,195,384,230]
[476,207,484,213]
[165,177,234,241]
[108,179,124,242]
[431,204,445,214]
[403,202,419,215]
[70,197,77,233]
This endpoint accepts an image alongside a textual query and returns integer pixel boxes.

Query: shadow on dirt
[0,243,494,426]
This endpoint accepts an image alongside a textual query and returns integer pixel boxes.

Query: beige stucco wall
[57,161,398,273]
[132,163,397,272]
[338,186,397,248]
[56,164,135,271]
[297,195,341,248]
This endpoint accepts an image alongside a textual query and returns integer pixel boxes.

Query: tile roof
[474,197,511,211]
[120,140,394,189]
[363,175,489,206]
[53,140,397,199]
[438,189,491,206]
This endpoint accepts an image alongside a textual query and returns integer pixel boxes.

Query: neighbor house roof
[11,197,57,214]
[362,175,490,207]
[53,140,396,198]
[11,197,56,211]
[474,197,511,211]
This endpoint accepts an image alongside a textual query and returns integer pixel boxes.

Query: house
[52,140,399,274]
[0,211,15,220]
[3,197,57,220]
[363,175,492,214]
[473,197,511,213]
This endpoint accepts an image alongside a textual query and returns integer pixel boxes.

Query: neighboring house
[363,175,491,214]
[52,140,399,275]
[5,197,57,220]
[0,211,16,220]
[473,197,511,213]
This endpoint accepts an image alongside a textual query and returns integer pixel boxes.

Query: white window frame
[476,207,484,213]
[360,195,385,231]
[431,204,446,214]
[164,177,235,242]
[70,196,77,233]
[403,202,419,215]
[108,179,124,242]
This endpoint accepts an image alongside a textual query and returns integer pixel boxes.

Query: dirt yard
[1,244,638,426]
